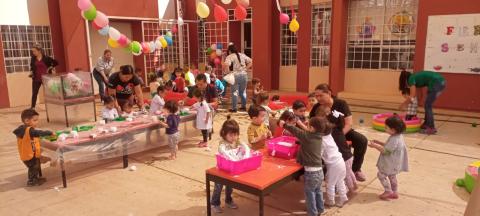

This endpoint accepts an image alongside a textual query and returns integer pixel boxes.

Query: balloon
[166,31,173,37]
[94,11,109,28]
[172,25,178,34]
[108,27,121,40]
[214,57,221,65]
[206,47,213,55]
[133,50,142,56]
[123,39,132,48]
[216,49,222,56]
[214,4,228,22]
[141,42,150,53]
[210,52,217,60]
[155,40,162,49]
[196,2,210,19]
[160,37,168,48]
[131,41,141,53]
[98,26,109,36]
[77,0,92,10]
[217,43,223,49]
[236,0,249,7]
[234,5,247,21]
[108,38,119,48]
[289,17,300,33]
[221,0,232,4]
[117,35,128,46]
[177,17,184,26]
[164,36,173,46]
[148,41,156,52]
[82,5,97,21]
[211,44,217,50]
[279,13,290,24]
[92,21,102,30]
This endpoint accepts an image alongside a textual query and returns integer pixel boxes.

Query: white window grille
[227,8,253,21]
[346,0,418,70]
[311,3,332,67]
[280,6,298,66]
[197,20,229,75]
[142,20,190,74]
[1,25,53,73]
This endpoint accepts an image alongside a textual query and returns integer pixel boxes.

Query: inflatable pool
[456,161,479,193]
[372,113,421,133]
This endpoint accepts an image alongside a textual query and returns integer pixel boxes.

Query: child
[279,117,325,215]
[159,100,181,160]
[135,68,145,87]
[173,67,186,93]
[202,65,212,84]
[271,95,280,103]
[148,75,161,97]
[13,109,53,186]
[251,78,263,105]
[316,104,357,193]
[102,96,119,121]
[307,93,317,113]
[247,105,272,150]
[165,80,174,92]
[368,116,409,200]
[150,86,166,115]
[256,92,273,129]
[121,101,135,118]
[210,73,225,98]
[401,88,418,121]
[211,116,242,213]
[292,100,309,131]
[274,110,296,137]
[192,89,213,148]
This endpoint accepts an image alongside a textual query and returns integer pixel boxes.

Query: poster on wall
[424,13,480,74]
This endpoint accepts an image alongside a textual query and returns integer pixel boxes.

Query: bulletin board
[424,13,480,74]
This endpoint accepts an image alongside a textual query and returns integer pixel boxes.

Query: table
[42,113,196,188]
[205,155,303,216]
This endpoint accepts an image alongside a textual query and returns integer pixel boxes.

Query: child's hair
[248,105,266,118]
[278,110,296,124]
[174,67,183,76]
[252,78,261,86]
[292,100,307,110]
[399,70,412,95]
[121,101,133,110]
[192,88,204,100]
[120,65,134,75]
[220,115,240,140]
[21,108,39,122]
[309,117,333,134]
[385,116,406,134]
[271,95,280,101]
[164,100,179,114]
[256,92,269,105]
[157,85,165,94]
[315,104,331,117]
[308,92,315,98]
[103,96,115,105]
[165,80,173,89]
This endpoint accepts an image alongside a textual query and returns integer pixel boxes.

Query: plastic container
[267,136,299,159]
[216,151,262,175]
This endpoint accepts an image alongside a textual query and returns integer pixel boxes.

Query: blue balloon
[217,43,223,50]
[98,26,109,36]
[165,36,173,46]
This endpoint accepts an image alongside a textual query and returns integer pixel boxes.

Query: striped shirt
[94,57,114,77]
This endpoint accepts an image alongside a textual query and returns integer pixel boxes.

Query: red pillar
[329,0,348,94]
[0,36,10,108]
[47,0,66,73]
[296,0,312,92]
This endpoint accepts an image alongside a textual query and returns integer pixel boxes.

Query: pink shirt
[34,60,48,82]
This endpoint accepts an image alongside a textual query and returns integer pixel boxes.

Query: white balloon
[221,0,232,4]
[108,27,121,40]
[155,40,162,49]
[177,17,184,26]
[216,49,222,56]
[211,44,217,50]
[149,41,156,53]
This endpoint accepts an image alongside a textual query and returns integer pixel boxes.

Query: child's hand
[368,140,376,147]
[279,120,286,128]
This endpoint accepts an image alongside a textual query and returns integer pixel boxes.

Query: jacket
[13,125,52,161]
[284,125,323,167]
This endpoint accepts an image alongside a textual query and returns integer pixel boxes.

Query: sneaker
[336,197,348,208]
[355,171,366,182]
[388,192,399,199]
[211,205,223,213]
[238,107,247,112]
[324,199,335,207]
[379,191,393,200]
[226,202,238,209]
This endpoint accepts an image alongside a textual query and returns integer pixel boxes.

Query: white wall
[0,0,30,25]
[159,0,176,19]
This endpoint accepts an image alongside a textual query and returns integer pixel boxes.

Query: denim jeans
[93,70,106,100]
[304,170,325,216]
[230,73,247,110]
[211,183,233,206]
[424,81,446,129]
[221,79,228,97]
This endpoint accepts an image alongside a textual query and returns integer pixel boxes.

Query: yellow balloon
[108,38,119,48]
[160,37,168,48]
[196,2,210,18]
[289,17,300,33]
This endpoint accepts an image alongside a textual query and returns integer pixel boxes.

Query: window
[142,20,190,74]
[280,6,299,66]
[1,25,53,73]
[311,3,332,67]
[227,8,253,21]
[346,0,418,70]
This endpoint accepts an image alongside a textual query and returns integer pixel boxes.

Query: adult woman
[30,44,58,109]
[93,49,114,100]
[399,70,446,134]
[107,65,145,111]
[223,43,252,112]
[309,84,368,182]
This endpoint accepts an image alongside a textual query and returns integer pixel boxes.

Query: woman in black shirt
[107,65,145,111]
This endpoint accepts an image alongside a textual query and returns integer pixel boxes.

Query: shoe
[228,109,237,113]
[27,180,35,187]
[425,127,437,135]
[355,171,366,182]
[211,205,223,213]
[226,202,238,209]
[379,191,393,200]
[239,107,247,112]
[336,197,348,208]
[388,192,399,199]
[197,142,207,147]
[36,177,47,186]
[324,199,335,207]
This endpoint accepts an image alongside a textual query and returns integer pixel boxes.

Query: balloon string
[275,0,281,12]
[290,0,295,17]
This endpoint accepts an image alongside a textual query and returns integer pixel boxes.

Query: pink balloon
[117,35,128,46]
[141,42,150,53]
[214,4,228,22]
[234,5,247,21]
[172,25,178,34]
[214,57,221,65]
[279,13,290,24]
[77,0,92,10]
[94,11,109,28]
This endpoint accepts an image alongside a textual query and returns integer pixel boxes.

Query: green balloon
[131,41,141,53]
[83,5,97,21]
[206,47,212,54]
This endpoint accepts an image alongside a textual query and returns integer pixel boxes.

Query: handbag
[223,72,235,85]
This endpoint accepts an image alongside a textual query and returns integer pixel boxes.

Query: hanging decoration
[196,2,210,19]
[276,0,290,25]
[221,0,232,4]
[234,4,247,21]
[214,4,228,22]
[287,1,299,33]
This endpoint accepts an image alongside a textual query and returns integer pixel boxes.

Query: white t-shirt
[321,134,344,165]
[224,53,252,74]
[149,81,160,94]
[193,100,213,130]
[261,105,272,127]
[102,107,119,120]
[150,95,165,114]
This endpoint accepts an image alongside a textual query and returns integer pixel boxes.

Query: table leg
[59,149,67,188]
[123,154,128,168]
[259,193,264,216]
[64,105,69,127]
[93,101,97,122]
[38,158,42,177]
[206,174,211,216]
[45,102,50,122]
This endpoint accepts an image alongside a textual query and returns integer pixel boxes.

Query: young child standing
[292,100,309,131]
[247,105,272,150]
[279,117,325,216]
[211,116,242,213]
[192,89,213,148]
[159,101,181,160]
[173,67,186,93]
[256,92,273,129]
[401,88,418,121]
[150,86,166,115]
[101,96,119,121]
[251,78,263,105]
[368,116,409,200]
[13,109,54,186]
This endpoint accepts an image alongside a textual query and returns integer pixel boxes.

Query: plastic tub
[216,151,262,175]
[267,136,299,159]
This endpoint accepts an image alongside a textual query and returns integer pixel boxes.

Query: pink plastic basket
[267,136,299,159]
[216,151,263,175]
